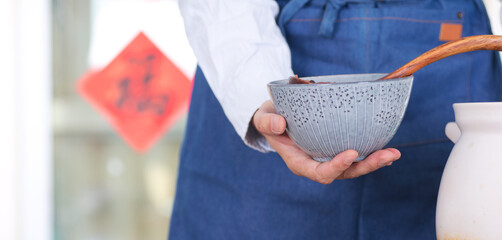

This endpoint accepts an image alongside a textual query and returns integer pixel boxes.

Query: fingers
[311,150,359,184]
[337,148,401,179]
[253,100,286,136]
[278,149,359,184]
[266,126,400,183]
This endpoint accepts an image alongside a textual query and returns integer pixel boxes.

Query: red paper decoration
[78,32,192,152]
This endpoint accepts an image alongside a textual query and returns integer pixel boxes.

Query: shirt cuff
[218,62,293,152]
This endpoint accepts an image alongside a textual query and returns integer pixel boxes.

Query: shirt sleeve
[178,0,294,152]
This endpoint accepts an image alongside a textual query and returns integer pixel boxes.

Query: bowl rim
[267,73,413,87]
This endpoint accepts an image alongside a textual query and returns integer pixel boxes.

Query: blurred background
[1,0,195,239]
[1,0,501,240]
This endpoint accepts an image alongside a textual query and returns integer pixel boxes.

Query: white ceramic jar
[436,102,502,240]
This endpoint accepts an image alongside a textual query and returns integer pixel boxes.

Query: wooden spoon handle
[379,35,502,80]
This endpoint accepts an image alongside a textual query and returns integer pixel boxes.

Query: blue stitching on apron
[278,0,355,37]
[279,0,369,37]
[278,0,424,38]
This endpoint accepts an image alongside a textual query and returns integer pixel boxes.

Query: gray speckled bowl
[267,73,413,162]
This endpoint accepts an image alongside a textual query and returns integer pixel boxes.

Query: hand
[252,100,401,184]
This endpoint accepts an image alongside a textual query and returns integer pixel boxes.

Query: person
[170,0,501,239]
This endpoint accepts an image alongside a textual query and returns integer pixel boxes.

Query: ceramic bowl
[267,73,413,162]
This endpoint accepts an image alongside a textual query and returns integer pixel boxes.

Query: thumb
[253,111,287,136]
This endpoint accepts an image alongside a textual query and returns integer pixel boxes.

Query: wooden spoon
[290,35,502,83]
[379,35,502,80]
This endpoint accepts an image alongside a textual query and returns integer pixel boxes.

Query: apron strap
[277,0,347,38]
[278,0,373,38]
[319,0,346,37]
[277,0,311,36]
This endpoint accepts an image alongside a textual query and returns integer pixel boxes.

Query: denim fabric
[169,0,501,239]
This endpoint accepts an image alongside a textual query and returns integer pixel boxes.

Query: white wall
[88,0,196,79]
[0,0,19,239]
[0,0,53,240]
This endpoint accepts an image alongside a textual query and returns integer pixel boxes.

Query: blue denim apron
[169,0,501,239]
